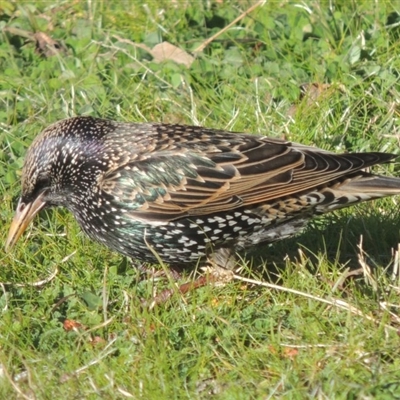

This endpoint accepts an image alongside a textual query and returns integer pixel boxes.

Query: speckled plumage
[7,116,400,269]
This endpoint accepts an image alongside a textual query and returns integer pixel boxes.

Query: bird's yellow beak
[5,192,47,251]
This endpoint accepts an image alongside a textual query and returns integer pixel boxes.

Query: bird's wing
[97,135,393,222]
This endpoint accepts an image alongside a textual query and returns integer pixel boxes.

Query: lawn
[1,1,400,398]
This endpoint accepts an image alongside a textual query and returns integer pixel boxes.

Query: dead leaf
[89,336,106,346]
[112,35,194,68]
[33,32,65,57]
[63,319,84,331]
[151,41,194,67]
[282,347,299,359]
[3,27,65,57]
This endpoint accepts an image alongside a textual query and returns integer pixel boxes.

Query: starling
[6,116,400,270]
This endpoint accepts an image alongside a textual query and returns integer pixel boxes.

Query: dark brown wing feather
[98,132,394,222]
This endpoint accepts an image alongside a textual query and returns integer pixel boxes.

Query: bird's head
[5,117,114,251]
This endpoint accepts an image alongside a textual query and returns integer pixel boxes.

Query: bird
[6,116,400,272]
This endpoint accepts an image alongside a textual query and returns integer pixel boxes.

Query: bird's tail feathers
[339,174,400,196]
[315,174,400,213]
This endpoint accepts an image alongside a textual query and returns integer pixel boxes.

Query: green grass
[2,1,400,398]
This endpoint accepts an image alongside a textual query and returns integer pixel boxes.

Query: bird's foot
[135,262,183,281]
[142,275,212,309]
[142,248,236,308]
[200,247,236,286]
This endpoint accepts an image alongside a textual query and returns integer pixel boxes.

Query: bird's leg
[135,260,183,281]
[200,247,236,285]
[142,275,211,308]
[143,247,236,308]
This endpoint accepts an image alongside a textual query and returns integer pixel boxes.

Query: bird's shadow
[242,208,400,281]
